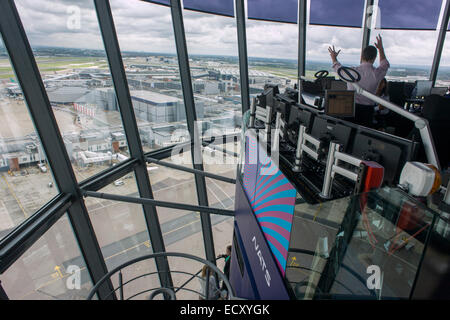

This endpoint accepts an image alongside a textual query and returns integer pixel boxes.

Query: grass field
[0,56,108,79]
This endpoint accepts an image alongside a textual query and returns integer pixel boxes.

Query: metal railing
[87,252,237,300]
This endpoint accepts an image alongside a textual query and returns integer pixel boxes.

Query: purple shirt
[332,59,390,106]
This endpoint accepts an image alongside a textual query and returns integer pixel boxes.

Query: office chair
[387,81,406,106]
[386,81,414,137]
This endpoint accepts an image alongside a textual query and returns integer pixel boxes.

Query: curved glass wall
[0,0,449,301]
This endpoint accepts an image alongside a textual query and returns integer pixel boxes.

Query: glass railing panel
[287,187,438,300]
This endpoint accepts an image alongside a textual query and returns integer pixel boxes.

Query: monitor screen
[310,117,353,152]
[351,131,417,184]
[414,80,433,98]
[287,106,315,146]
[324,90,355,118]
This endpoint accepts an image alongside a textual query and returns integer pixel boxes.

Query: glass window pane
[369,30,438,82]
[89,173,153,270]
[14,0,131,182]
[211,213,234,284]
[203,138,238,210]
[183,0,234,17]
[306,25,363,78]
[246,19,298,96]
[183,10,242,139]
[150,150,198,206]
[436,32,450,87]
[288,187,437,299]
[309,0,365,28]
[86,173,161,299]
[110,0,191,154]
[0,214,93,299]
[248,0,298,24]
[205,177,235,210]
[378,0,443,30]
[163,208,206,300]
[0,36,58,241]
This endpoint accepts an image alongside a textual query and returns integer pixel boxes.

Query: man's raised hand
[328,45,341,62]
[374,35,383,50]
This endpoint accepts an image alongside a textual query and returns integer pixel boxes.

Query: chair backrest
[388,81,406,106]
[422,94,450,169]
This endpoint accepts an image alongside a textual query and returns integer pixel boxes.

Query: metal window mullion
[298,0,307,78]
[93,0,173,294]
[235,0,250,114]
[170,0,216,264]
[146,157,236,184]
[79,158,138,192]
[361,0,375,58]
[82,190,234,217]
[430,0,450,85]
[0,0,115,299]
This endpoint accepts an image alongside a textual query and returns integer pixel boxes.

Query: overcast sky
[9,0,450,67]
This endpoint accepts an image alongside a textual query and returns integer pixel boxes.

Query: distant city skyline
[2,44,441,70]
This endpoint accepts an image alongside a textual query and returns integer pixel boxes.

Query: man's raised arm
[328,45,342,72]
[374,34,390,76]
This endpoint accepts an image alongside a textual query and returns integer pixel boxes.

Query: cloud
[11,0,447,67]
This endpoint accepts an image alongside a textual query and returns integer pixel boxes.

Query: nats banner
[242,132,297,276]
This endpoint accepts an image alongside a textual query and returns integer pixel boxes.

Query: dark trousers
[354,104,375,128]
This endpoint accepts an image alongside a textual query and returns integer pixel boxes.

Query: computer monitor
[324,90,355,118]
[414,80,433,98]
[262,84,280,108]
[287,106,315,146]
[310,117,353,152]
[351,131,419,184]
